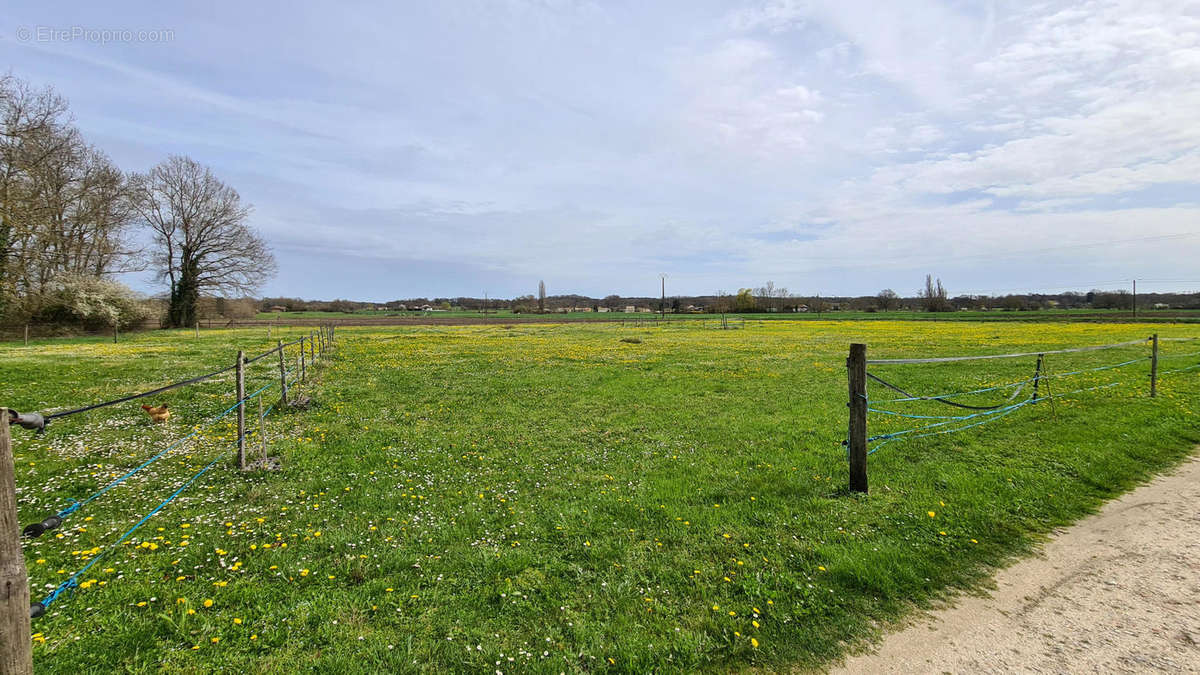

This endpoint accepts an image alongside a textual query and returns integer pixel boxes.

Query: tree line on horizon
[251,280,1196,317]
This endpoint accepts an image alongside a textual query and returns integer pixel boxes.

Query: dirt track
[834,452,1200,674]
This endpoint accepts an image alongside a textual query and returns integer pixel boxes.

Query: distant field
[4,321,1199,672]
[251,308,1200,323]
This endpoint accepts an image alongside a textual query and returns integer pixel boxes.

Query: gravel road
[833,452,1200,674]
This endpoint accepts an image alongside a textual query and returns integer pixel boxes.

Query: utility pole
[659,274,667,319]
[1132,279,1137,318]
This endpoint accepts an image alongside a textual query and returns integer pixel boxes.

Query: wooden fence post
[309,331,315,365]
[847,343,868,494]
[277,340,288,407]
[300,338,307,382]
[194,322,199,339]
[236,351,246,471]
[1,409,34,674]
[1150,333,1158,398]
[1031,354,1044,402]
[23,325,28,347]
[257,395,267,462]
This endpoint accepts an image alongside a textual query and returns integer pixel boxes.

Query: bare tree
[15,131,140,296]
[0,75,71,320]
[132,155,275,327]
[876,288,899,311]
[918,274,950,312]
[1,76,141,322]
[537,279,546,313]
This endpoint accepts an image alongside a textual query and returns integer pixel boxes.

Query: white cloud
[4,0,1199,298]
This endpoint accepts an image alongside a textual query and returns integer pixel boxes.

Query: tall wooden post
[309,331,315,365]
[1150,333,1158,398]
[1032,354,1045,402]
[277,340,288,407]
[194,322,199,339]
[847,344,868,494]
[23,325,28,347]
[236,351,246,471]
[300,338,307,381]
[257,395,267,461]
[0,409,34,674]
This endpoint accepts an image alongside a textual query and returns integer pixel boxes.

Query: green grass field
[3,321,1199,672]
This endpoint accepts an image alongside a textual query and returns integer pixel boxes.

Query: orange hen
[141,403,170,422]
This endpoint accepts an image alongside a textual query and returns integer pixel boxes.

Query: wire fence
[3,325,338,620]
[843,334,1199,488]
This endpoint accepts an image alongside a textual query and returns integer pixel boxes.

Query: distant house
[1153,303,1170,309]
[597,307,610,313]
[269,306,287,313]
[625,306,636,313]
[419,304,434,311]
[795,305,809,313]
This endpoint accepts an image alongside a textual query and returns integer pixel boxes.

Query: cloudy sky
[3,1,1199,300]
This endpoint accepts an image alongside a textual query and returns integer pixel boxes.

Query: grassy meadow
[2,321,1199,673]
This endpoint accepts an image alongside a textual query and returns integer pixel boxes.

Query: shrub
[33,274,154,329]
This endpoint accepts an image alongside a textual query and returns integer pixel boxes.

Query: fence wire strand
[25,331,334,615]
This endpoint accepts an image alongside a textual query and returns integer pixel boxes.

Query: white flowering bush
[35,274,154,329]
